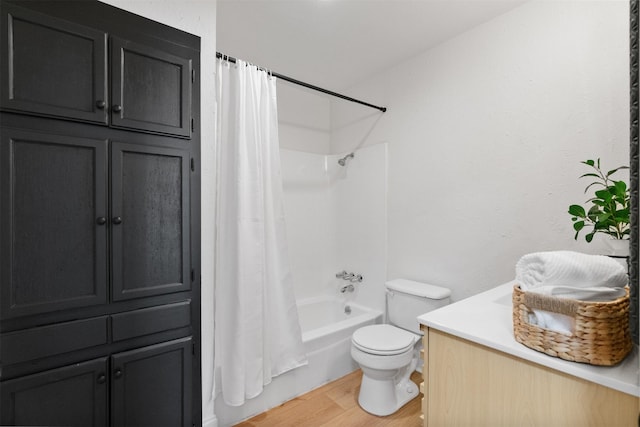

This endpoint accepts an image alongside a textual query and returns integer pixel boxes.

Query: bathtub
[298,296,382,353]
[214,296,382,427]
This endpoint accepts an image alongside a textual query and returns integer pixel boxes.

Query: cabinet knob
[112,104,122,113]
[112,216,122,225]
[114,369,123,379]
[96,217,107,225]
[97,374,106,384]
[96,100,106,109]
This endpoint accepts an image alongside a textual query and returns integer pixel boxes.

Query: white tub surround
[417,281,638,426]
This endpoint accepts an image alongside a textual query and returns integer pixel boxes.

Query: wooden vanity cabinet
[420,325,637,426]
[0,2,201,426]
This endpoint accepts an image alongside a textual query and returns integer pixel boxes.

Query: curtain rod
[216,52,387,113]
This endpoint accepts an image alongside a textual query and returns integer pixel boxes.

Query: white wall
[97,1,217,426]
[331,0,630,302]
[277,83,331,154]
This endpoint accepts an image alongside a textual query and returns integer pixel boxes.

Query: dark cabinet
[0,1,201,426]
[111,38,192,137]
[1,357,109,427]
[0,4,107,124]
[1,338,192,427]
[0,128,108,318]
[1,3,192,138]
[0,129,190,319]
[111,142,190,301]
[111,338,192,427]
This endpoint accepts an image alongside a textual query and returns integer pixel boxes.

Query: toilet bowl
[350,279,451,416]
[351,324,419,416]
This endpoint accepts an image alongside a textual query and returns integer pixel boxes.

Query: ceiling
[216,0,527,91]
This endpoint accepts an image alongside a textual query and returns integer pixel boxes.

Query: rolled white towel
[515,251,627,298]
[525,285,627,301]
[515,251,628,335]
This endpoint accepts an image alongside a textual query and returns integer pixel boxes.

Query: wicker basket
[512,284,632,366]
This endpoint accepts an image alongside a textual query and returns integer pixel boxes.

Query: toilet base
[357,369,419,416]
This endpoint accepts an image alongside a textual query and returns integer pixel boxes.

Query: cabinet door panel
[111,142,190,301]
[0,129,108,318]
[111,37,191,137]
[111,337,192,427]
[0,357,108,426]
[0,4,108,123]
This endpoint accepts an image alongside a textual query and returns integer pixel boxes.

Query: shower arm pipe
[216,52,387,113]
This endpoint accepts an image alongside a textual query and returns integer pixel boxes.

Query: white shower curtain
[214,58,307,406]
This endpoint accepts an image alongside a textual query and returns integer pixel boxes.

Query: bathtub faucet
[336,270,350,279]
[336,271,364,282]
[340,284,355,293]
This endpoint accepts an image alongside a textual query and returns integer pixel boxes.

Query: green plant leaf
[568,205,586,217]
[579,173,601,179]
[597,213,611,222]
[594,221,610,230]
[614,180,627,193]
[583,181,605,193]
[573,221,585,232]
[606,166,629,177]
[583,160,596,167]
[587,205,603,215]
[594,189,612,202]
[614,210,630,222]
[586,232,595,242]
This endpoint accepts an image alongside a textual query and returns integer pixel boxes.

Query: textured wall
[331,1,630,302]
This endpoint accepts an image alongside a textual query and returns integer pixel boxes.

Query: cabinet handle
[112,104,122,113]
[96,217,107,225]
[97,374,106,384]
[96,100,106,109]
[112,216,122,225]
[114,369,123,379]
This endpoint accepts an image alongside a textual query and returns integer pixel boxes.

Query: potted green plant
[568,158,630,247]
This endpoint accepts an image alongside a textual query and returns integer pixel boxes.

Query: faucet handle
[350,274,363,283]
[336,270,348,279]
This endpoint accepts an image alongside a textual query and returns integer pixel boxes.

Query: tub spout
[340,284,355,293]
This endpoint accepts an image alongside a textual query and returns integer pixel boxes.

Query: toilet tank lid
[385,279,451,299]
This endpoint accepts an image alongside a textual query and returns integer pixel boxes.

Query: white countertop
[417,280,639,397]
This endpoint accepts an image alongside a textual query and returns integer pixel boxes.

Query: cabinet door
[111,142,190,301]
[111,337,192,427]
[0,357,108,426]
[0,3,108,123]
[111,37,192,138]
[0,128,108,319]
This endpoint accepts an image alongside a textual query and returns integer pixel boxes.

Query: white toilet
[351,279,451,416]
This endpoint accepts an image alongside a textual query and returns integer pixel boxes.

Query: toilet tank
[385,279,451,334]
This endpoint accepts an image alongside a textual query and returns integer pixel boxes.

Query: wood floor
[235,370,423,427]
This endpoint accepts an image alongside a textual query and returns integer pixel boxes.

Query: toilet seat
[352,324,416,356]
